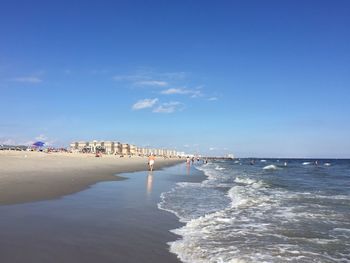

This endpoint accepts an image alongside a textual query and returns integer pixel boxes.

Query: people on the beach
[186,156,190,165]
[148,153,155,171]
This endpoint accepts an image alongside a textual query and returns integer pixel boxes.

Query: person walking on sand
[148,153,155,171]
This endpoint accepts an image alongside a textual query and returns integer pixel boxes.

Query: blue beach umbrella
[33,141,45,147]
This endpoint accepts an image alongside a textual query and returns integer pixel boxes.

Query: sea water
[159,159,350,263]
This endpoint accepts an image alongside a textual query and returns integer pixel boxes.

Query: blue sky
[1,0,350,158]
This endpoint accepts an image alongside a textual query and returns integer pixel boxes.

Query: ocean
[159,159,350,263]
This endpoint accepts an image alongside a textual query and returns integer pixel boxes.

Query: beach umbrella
[33,141,45,147]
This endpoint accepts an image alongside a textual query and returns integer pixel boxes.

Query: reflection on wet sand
[146,172,153,195]
[186,163,190,176]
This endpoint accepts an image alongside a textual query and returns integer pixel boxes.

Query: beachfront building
[69,142,77,150]
[103,141,122,155]
[121,143,130,155]
[136,147,146,156]
[138,147,145,156]
[70,141,92,153]
[69,140,185,157]
[154,149,160,156]
[113,142,122,155]
[70,140,122,154]
[91,141,104,153]
[158,149,164,156]
[142,148,151,156]
[103,141,113,154]
[129,144,137,155]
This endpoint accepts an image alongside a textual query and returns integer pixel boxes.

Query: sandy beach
[0,151,182,205]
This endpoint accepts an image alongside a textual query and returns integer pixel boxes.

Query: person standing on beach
[148,154,155,171]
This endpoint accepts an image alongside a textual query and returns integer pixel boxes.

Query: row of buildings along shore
[69,141,185,157]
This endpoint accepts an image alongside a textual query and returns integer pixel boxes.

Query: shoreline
[0,151,183,206]
[0,163,203,262]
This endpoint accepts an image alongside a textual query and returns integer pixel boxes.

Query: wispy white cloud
[161,87,203,98]
[12,76,42,83]
[132,98,159,110]
[116,70,217,113]
[161,88,189,95]
[153,101,182,113]
[113,73,168,87]
[209,147,217,151]
[208,97,218,101]
[134,80,168,87]
[190,90,203,98]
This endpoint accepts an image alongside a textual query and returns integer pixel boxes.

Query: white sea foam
[333,228,350,233]
[302,162,311,165]
[215,166,226,171]
[159,161,350,263]
[262,164,278,170]
[234,177,256,185]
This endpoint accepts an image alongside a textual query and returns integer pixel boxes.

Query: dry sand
[0,151,182,205]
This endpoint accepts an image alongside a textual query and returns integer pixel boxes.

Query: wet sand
[0,163,207,263]
[0,151,182,205]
